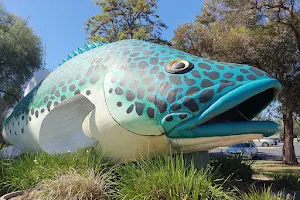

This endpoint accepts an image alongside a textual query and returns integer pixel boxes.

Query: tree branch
[0,89,19,102]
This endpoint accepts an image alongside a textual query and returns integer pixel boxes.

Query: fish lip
[166,78,282,138]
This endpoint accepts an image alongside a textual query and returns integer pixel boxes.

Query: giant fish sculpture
[1,39,282,162]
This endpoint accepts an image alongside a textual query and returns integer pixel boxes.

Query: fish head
[104,40,282,151]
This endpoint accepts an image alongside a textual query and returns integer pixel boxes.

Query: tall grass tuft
[116,154,236,200]
[0,147,110,195]
[27,167,118,200]
[210,153,254,184]
[241,185,295,200]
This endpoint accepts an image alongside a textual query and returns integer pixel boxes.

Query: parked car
[225,141,258,159]
[297,135,300,142]
[259,137,276,147]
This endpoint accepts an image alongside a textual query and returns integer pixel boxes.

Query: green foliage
[0,148,110,196]
[0,3,42,105]
[273,173,300,191]
[241,185,293,200]
[210,154,254,184]
[85,0,168,44]
[115,154,235,200]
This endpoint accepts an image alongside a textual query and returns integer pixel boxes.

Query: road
[209,141,300,161]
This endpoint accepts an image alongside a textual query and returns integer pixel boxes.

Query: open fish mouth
[166,79,282,139]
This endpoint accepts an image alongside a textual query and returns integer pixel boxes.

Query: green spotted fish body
[1,39,282,162]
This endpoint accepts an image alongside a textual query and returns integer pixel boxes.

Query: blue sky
[2,0,203,71]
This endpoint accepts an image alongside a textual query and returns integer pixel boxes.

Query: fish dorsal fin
[23,68,52,97]
[58,39,109,66]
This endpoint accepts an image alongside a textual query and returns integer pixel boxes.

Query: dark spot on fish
[86,90,91,95]
[126,104,134,114]
[142,76,153,84]
[137,88,145,99]
[192,71,201,78]
[158,82,172,96]
[157,72,165,80]
[138,61,149,69]
[184,75,196,86]
[61,95,66,101]
[74,89,80,95]
[79,78,86,86]
[130,80,139,88]
[90,73,100,84]
[115,87,124,95]
[165,114,173,122]
[150,66,159,74]
[183,98,199,112]
[69,84,76,91]
[216,65,224,70]
[247,74,257,80]
[59,81,65,87]
[55,90,60,97]
[51,86,56,94]
[146,94,156,104]
[236,75,244,82]
[179,114,188,119]
[111,76,118,83]
[224,73,234,78]
[117,102,122,107]
[147,107,155,118]
[147,83,157,92]
[250,67,264,76]
[135,102,145,116]
[186,87,200,96]
[35,111,39,118]
[167,88,183,103]
[169,76,182,85]
[150,57,159,65]
[44,96,49,103]
[203,71,220,80]
[155,99,167,113]
[201,79,214,88]
[199,89,214,103]
[170,104,181,111]
[126,90,135,101]
[198,63,211,70]
[240,69,249,73]
[217,80,236,93]
[62,86,67,92]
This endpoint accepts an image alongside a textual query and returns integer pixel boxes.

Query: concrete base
[183,151,209,169]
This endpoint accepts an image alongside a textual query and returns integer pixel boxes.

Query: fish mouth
[166,79,282,139]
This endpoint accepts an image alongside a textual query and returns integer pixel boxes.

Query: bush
[241,185,295,200]
[27,168,117,200]
[273,173,300,191]
[115,154,236,200]
[210,153,254,184]
[0,147,110,196]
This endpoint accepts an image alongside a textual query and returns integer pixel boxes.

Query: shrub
[27,168,117,200]
[241,185,295,200]
[0,147,110,196]
[210,153,254,184]
[273,173,300,191]
[115,154,236,200]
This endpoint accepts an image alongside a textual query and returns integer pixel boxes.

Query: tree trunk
[282,105,298,165]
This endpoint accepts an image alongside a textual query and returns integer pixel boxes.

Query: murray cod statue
[1,39,282,162]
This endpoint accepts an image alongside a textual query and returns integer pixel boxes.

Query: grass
[115,154,236,200]
[0,147,111,196]
[27,168,118,200]
[252,160,300,179]
[241,185,295,200]
[0,143,6,150]
[1,148,299,200]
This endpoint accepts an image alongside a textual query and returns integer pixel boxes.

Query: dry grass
[26,167,117,200]
[252,160,300,179]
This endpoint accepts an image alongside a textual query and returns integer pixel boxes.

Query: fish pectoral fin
[39,94,97,154]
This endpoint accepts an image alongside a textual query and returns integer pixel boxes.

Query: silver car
[225,141,258,159]
[259,137,276,146]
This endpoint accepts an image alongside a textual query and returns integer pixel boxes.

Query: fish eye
[165,59,194,74]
